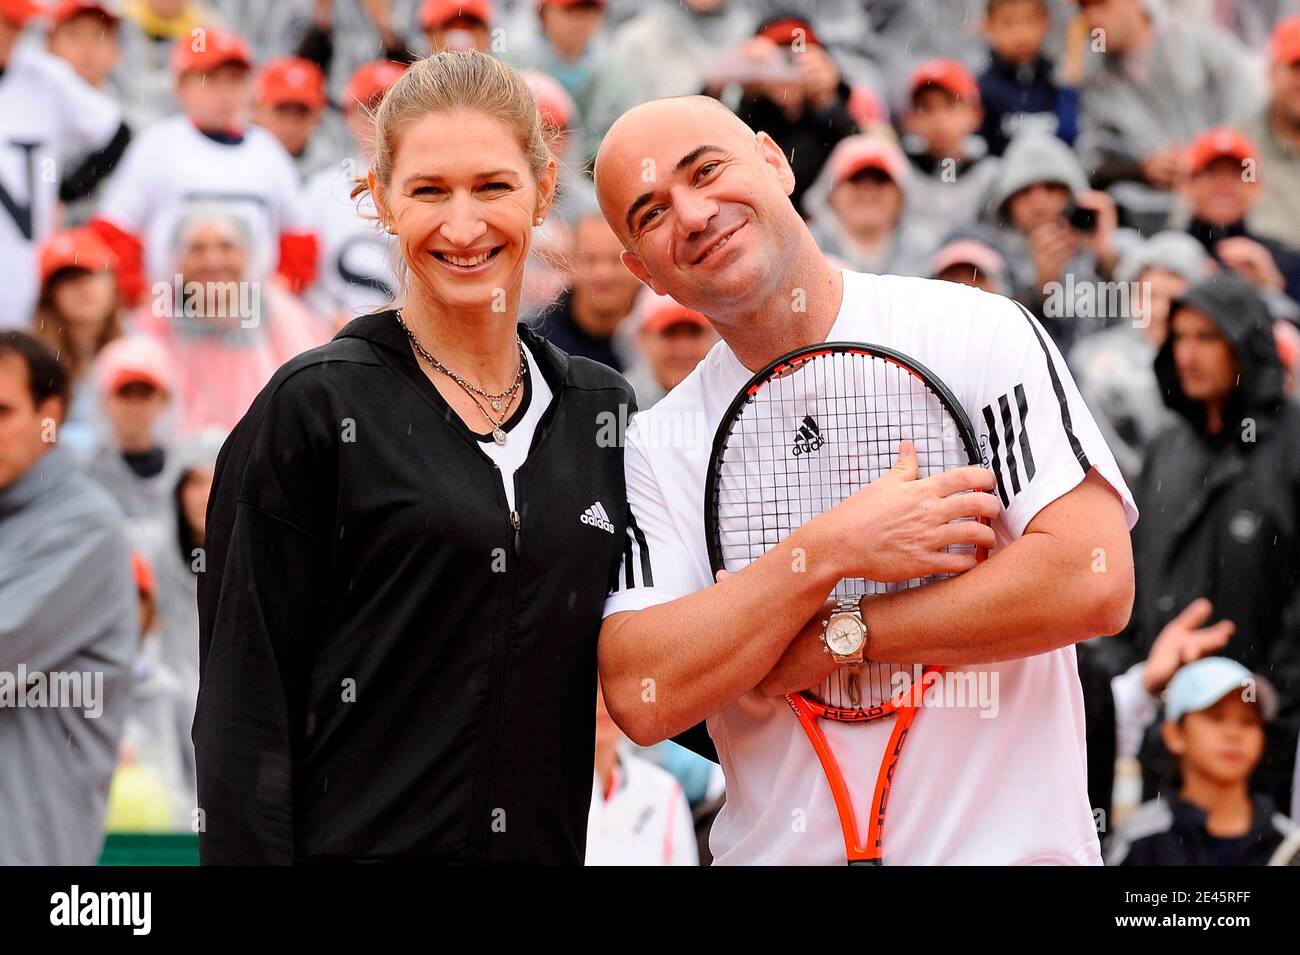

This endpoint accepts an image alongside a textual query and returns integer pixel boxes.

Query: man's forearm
[599,529,838,744]
[868,534,1132,665]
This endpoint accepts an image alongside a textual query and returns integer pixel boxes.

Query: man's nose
[670,185,718,236]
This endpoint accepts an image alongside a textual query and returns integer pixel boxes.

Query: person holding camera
[989,129,1131,351]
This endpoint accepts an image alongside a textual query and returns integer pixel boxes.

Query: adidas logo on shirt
[791,415,825,456]
[581,501,615,534]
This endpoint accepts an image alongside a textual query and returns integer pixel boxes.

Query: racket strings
[714,350,974,712]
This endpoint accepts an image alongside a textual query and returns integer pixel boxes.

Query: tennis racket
[704,342,988,865]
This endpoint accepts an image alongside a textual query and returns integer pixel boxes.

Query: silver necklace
[396,309,526,445]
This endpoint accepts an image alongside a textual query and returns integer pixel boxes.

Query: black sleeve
[58,121,131,203]
[194,371,334,865]
[671,723,719,764]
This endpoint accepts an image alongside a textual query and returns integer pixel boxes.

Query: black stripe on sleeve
[998,392,1022,495]
[627,509,654,588]
[1011,301,1091,474]
[1014,383,1037,481]
[982,404,1010,507]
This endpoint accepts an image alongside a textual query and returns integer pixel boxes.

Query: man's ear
[620,250,662,294]
[1160,720,1186,757]
[37,395,64,431]
[754,131,796,197]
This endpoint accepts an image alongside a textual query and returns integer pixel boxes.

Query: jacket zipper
[469,382,566,860]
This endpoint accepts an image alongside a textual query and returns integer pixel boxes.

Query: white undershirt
[479,340,552,511]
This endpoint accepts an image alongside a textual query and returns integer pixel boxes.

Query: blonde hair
[349,51,558,304]
[352,51,551,202]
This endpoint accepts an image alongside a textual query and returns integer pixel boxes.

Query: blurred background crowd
[2,0,1300,866]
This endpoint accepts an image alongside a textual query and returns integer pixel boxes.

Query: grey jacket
[0,444,135,864]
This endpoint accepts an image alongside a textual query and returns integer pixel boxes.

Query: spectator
[1236,17,1300,252]
[508,0,613,160]
[1107,658,1294,865]
[1068,231,1210,481]
[46,0,122,91]
[1075,0,1262,233]
[0,330,136,864]
[900,58,1002,244]
[729,14,859,217]
[929,231,1012,295]
[988,130,1126,349]
[1124,274,1300,811]
[103,551,192,833]
[90,26,318,304]
[805,134,937,278]
[251,56,336,180]
[419,0,494,54]
[588,0,757,143]
[148,428,224,816]
[132,207,327,436]
[978,0,1079,156]
[534,210,641,371]
[0,0,129,327]
[621,291,717,409]
[115,0,218,128]
[84,335,179,556]
[1176,127,1300,305]
[304,59,404,329]
[586,687,698,865]
[32,227,124,456]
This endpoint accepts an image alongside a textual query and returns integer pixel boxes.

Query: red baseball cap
[909,58,979,105]
[0,0,40,26]
[756,15,820,47]
[420,0,493,29]
[637,293,710,334]
[930,239,1006,281]
[170,25,253,77]
[343,59,407,113]
[37,227,117,285]
[1186,127,1257,175]
[523,69,575,131]
[827,135,909,187]
[539,0,605,7]
[1271,15,1300,65]
[48,0,120,25]
[98,335,174,397]
[255,56,327,110]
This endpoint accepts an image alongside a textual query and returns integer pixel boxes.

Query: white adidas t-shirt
[0,47,123,326]
[96,116,310,286]
[304,158,397,325]
[585,746,698,866]
[602,270,1139,866]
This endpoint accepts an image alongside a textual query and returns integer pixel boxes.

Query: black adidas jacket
[194,311,634,864]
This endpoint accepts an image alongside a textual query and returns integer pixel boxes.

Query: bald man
[593,97,1139,865]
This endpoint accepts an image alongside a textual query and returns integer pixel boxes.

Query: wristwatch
[821,596,867,665]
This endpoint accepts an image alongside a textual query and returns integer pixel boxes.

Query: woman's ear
[368,170,394,233]
[537,157,559,222]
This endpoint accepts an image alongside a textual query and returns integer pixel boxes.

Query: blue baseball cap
[1164,657,1277,724]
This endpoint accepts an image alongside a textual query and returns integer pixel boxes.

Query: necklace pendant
[491,400,501,411]
[492,428,508,446]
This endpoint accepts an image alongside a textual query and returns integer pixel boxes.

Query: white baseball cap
[1164,657,1277,724]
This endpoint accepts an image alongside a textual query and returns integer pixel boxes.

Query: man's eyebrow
[624,145,728,232]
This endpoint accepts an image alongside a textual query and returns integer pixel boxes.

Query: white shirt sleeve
[968,295,1139,539]
[49,54,123,151]
[665,782,699,866]
[603,424,710,618]
[94,128,154,232]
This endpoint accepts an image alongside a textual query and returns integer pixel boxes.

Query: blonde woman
[195,52,637,864]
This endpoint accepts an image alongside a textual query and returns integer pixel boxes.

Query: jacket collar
[0,443,75,520]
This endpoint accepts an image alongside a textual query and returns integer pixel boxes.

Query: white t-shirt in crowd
[304,158,397,325]
[603,270,1139,866]
[585,746,698,866]
[96,116,310,287]
[0,47,122,326]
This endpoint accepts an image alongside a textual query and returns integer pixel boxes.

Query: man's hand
[803,440,999,583]
[1141,145,1183,190]
[1142,598,1235,694]
[1073,189,1119,271]
[1216,236,1286,291]
[797,45,841,109]
[1029,219,1079,291]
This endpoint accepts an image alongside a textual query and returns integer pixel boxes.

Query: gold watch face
[825,614,866,656]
